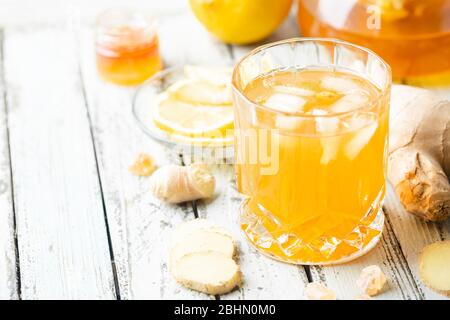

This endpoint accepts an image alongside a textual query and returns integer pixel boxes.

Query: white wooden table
[0,1,449,300]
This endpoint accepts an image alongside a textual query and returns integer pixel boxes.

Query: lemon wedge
[153,93,234,138]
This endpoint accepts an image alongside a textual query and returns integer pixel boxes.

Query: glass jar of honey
[297,0,450,86]
[96,9,163,85]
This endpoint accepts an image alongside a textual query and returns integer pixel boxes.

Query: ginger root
[304,282,337,300]
[356,265,387,296]
[150,164,215,203]
[419,241,450,297]
[169,219,241,295]
[388,85,450,221]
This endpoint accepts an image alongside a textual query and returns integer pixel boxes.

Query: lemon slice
[167,79,232,105]
[153,93,234,138]
[184,65,232,86]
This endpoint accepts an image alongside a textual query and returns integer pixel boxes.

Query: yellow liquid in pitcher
[298,0,450,86]
[236,68,389,263]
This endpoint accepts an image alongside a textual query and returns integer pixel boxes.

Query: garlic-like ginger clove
[150,164,215,203]
[357,265,387,296]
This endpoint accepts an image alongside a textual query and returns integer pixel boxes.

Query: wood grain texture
[78,26,209,299]
[3,27,116,299]
[0,29,19,300]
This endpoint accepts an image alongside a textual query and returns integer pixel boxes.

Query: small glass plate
[132,67,235,158]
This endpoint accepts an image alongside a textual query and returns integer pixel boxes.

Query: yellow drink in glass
[232,38,391,264]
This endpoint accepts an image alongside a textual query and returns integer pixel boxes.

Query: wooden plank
[78,23,209,299]
[78,5,247,300]
[3,27,116,299]
[0,29,19,300]
[77,9,246,300]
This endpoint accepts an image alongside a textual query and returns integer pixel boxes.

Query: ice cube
[329,91,370,113]
[321,76,360,93]
[320,136,341,164]
[311,109,341,164]
[273,85,315,97]
[261,53,275,73]
[275,115,304,131]
[312,109,340,133]
[344,122,378,160]
[344,112,377,131]
[264,93,306,113]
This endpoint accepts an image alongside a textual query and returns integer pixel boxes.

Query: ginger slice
[169,219,240,295]
[170,231,236,265]
[419,241,450,297]
[172,252,241,295]
[171,218,232,245]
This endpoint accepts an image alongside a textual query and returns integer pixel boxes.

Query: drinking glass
[231,38,391,265]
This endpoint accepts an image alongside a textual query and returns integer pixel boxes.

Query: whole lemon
[189,0,293,44]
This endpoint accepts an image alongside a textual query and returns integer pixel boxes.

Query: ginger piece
[357,265,387,296]
[419,241,450,297]
[129,153,156,176]
[169,219,241,295]
[388,85,450,221]
[170,231,236,265]
[150,164,215,203]
[304,282,337,300]
[172,252,241,295]
[171,218,232,246]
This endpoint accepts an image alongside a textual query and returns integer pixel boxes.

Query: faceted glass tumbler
[231,38,391,265]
